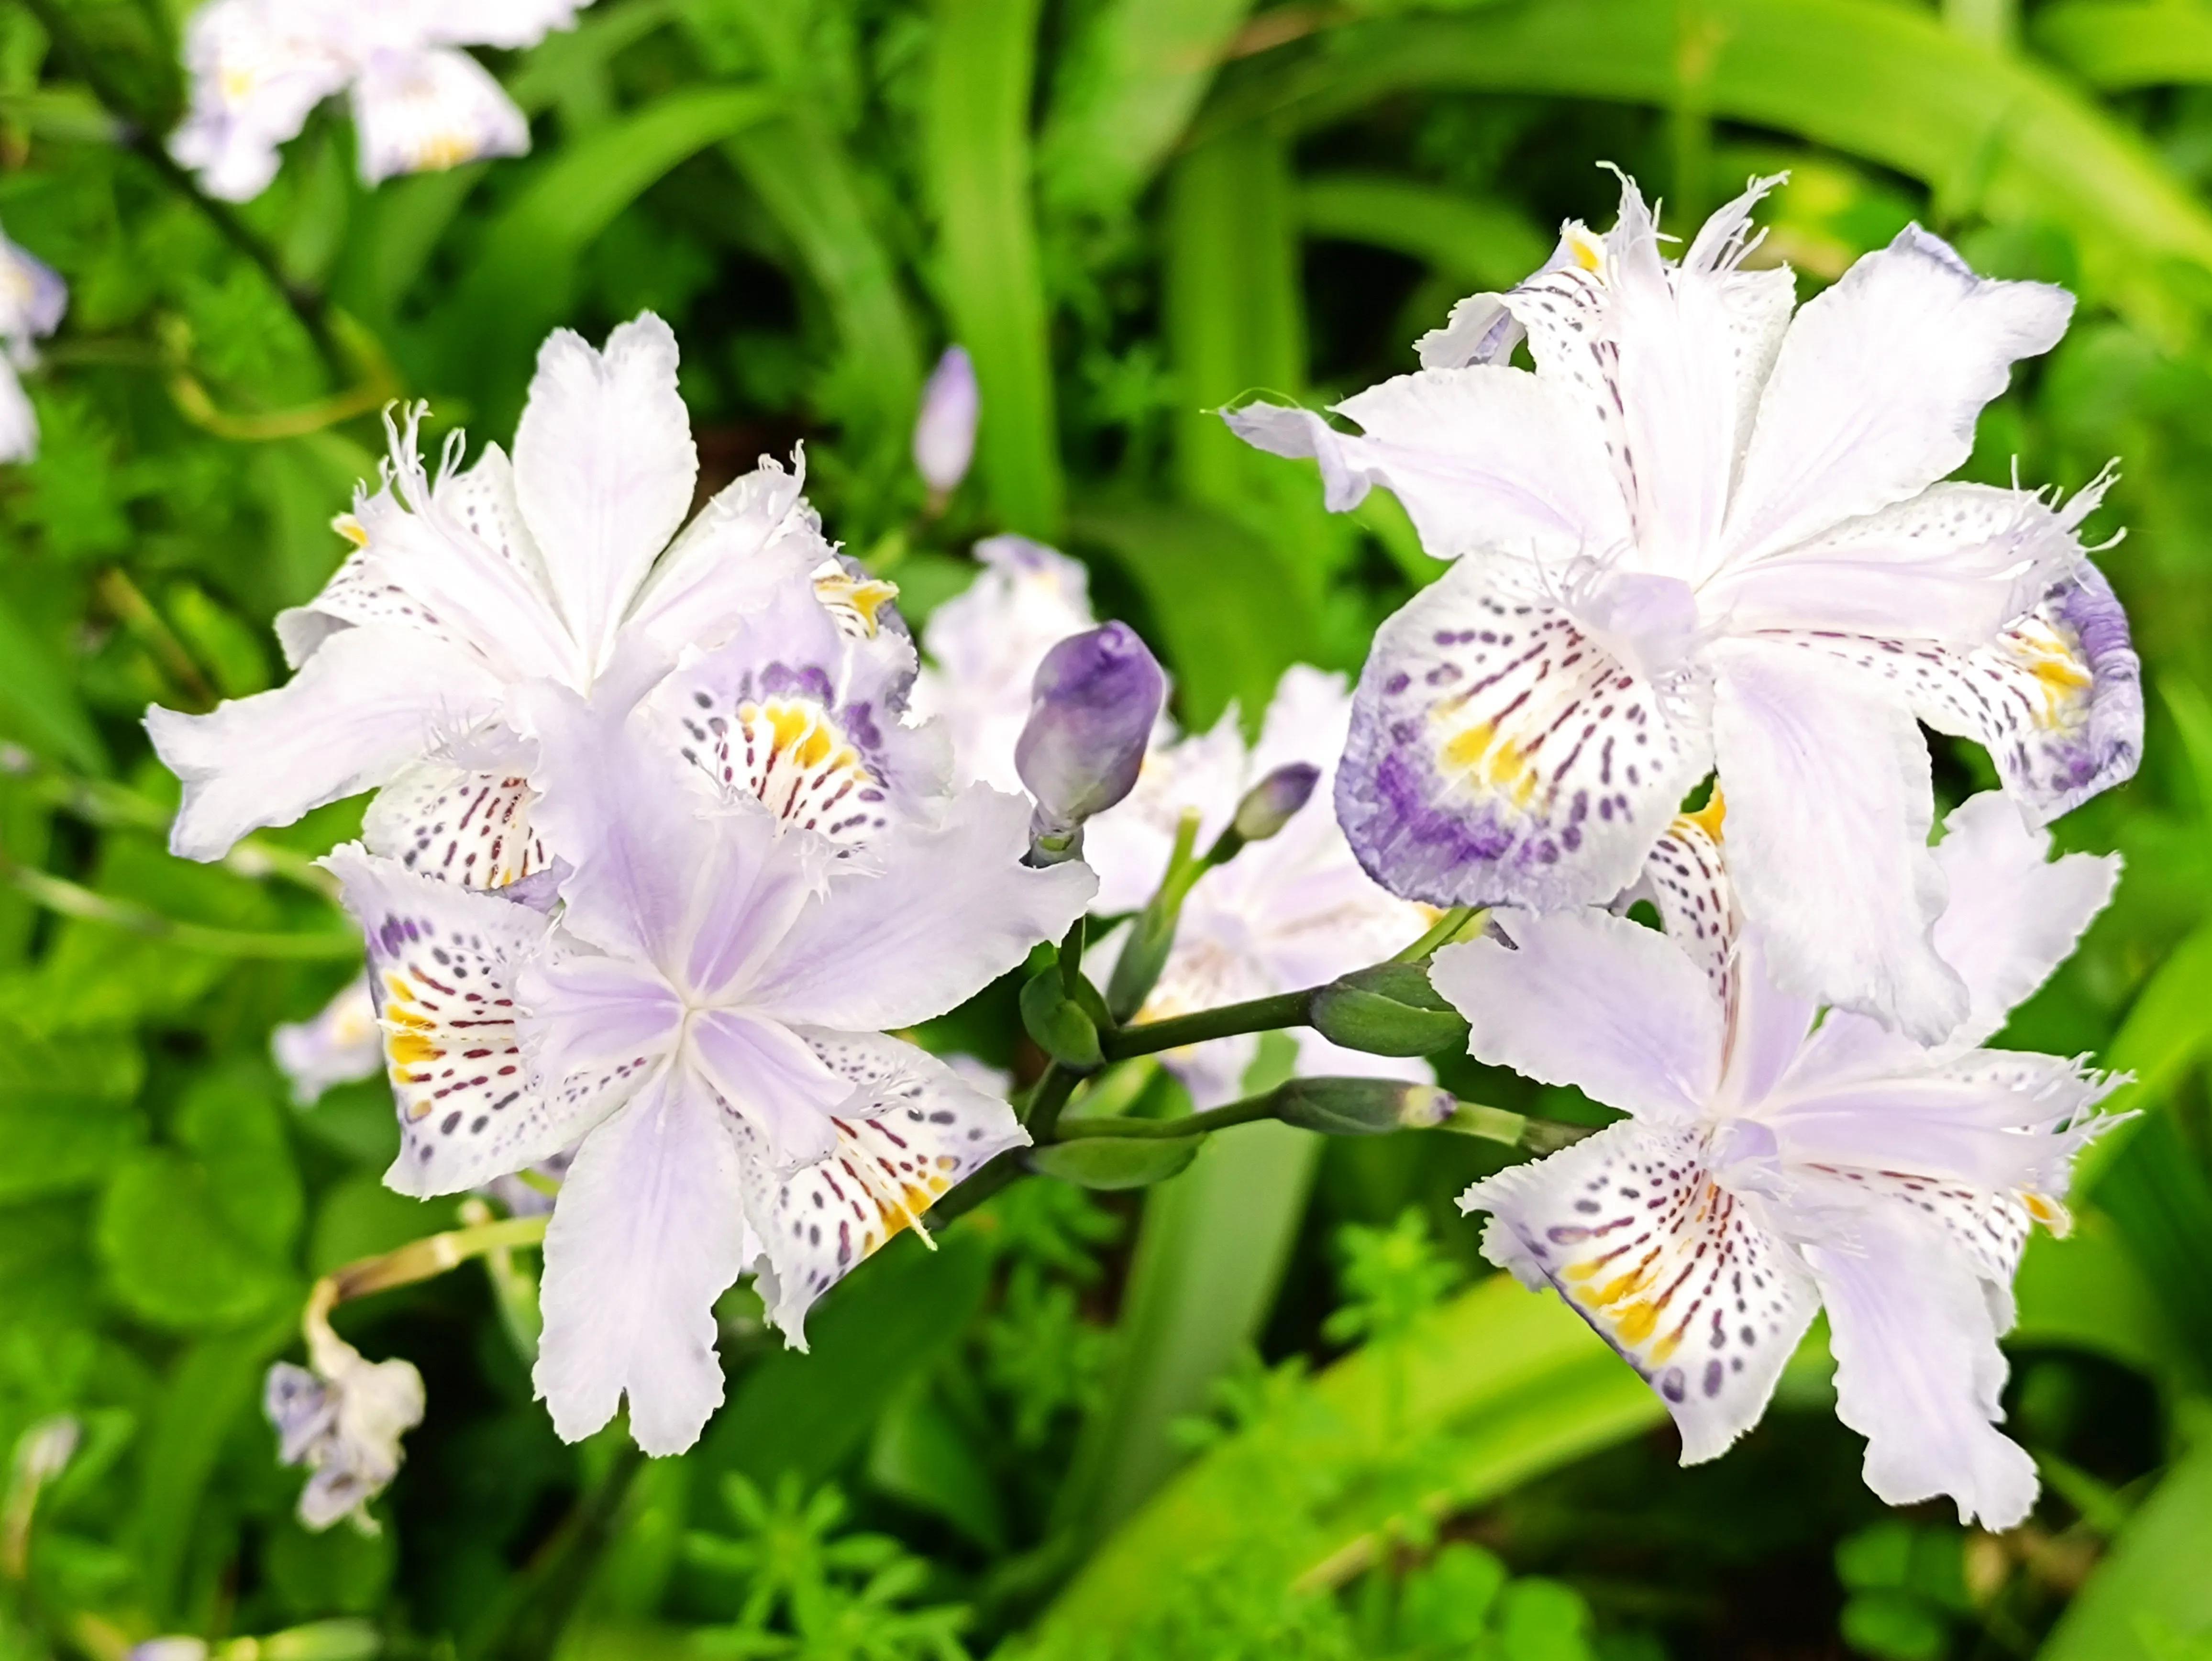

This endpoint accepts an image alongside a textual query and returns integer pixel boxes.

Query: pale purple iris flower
[148,315,828,877]
[324,686,1092,1454]
[1230,171,2140,1042]
[1439,792,2121,1528]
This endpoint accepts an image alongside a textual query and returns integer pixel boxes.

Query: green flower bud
[1231,762,1320,843]
[1306,962,1471,1058]
[1273,1076,1458,1136]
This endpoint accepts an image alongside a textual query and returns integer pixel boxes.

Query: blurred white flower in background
[0,219,66,464]
[272,974,383,1106]
[171,0,596,201]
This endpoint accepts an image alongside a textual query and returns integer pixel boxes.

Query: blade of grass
[929,0,1063,537]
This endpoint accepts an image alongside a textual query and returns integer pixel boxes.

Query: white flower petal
[350,46,529,186]
[1709,639,1966,1042]
[1502,173,1792,580]
[512,946,683,1114]
[522,682,840,1018]
[739,1033,1027,1345]
[323,843,621,1198]
[512,314,698,678]
[1461,1119,1820,1463]
[148,625,505,861]
[1705,482,2087,648]
[1431,908,1724,1122]
[745,784,1095,1031]
[533,1064,747,1454]
[342,425,580,684]
[1722,225,2072,569]
[1929,792,2119,1048]
[1338,557,1711,910]
[1226,365,1629,560]
[1764,1045,2109,1199]
[365,764,548,888]
[1778,559,2141,830]
[1807,1196,2039,1528]
[625,452,832,661]
[690,1009,849,1171]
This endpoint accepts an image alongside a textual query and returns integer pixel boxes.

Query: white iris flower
[1231,172,2140,1042]
[1438,791,2121,1528]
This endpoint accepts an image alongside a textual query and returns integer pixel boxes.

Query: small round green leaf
[1029,1136,1199,1190]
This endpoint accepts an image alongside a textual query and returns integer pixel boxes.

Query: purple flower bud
[1232,762,1320,843]
[913,345,979,495]
[1016,622,1165,840]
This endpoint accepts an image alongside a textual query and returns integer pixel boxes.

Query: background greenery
[1,0,2211,1656]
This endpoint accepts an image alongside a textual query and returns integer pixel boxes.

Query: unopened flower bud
[1232,762,1320,843]
[913,345,979,496]
[1307,962,1471,1058]
[1016,622,1165,858]
[1273,1077,1458,1136]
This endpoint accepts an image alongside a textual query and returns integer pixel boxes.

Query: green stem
[15,0,345,377]
[1102,988,1313,1060]
[1057,915,1086,995]
[1024,1062,1081,1143]
[1392,906,1479,963]
[328,1215,549,1305]
[1050,1093,1279,1141]
[920,1147,1026,1229]
[4,861,360,959]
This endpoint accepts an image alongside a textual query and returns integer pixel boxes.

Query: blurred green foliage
[4,0,2212,1657]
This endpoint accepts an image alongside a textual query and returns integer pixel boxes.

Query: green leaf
[1036,1271,1662,1646]
[710,1230,992,1487]
[0,580,104,774]
[2074,915,2212,1192]
[96,1149,295,1330]
[1204,0,2212,340]
[0,1016,142,1202]
[129,1316,296,1622]
[2034,3,2212,91]
[310,1174,440,1275]
[866,1378,1009,1552]
[1039,0,1258,221]
[178,1061,304,1260]
[1298,172,1549,289]
[2013,1210,2179,1378]
[719,115,924,476]
[929,0,1063,536]
[438,85,781,421]
[1029,1135,1200,1189]
[1056,1036,1315,1543]
[1020,968,1104,1069]
[2040,1438,2212,1661]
